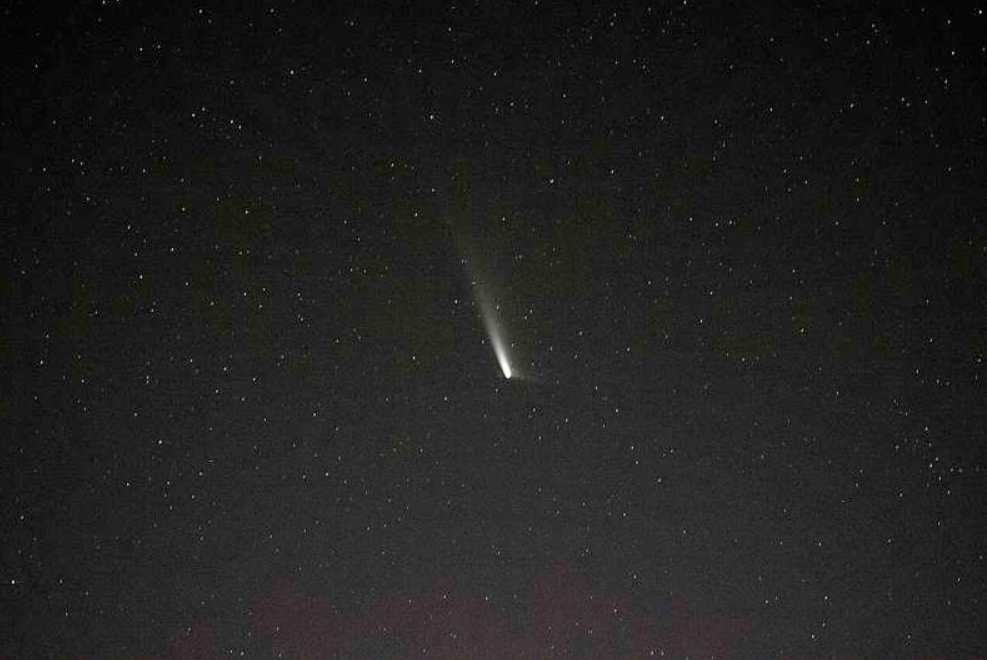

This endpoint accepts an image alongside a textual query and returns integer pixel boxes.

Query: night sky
[2,2,985,659]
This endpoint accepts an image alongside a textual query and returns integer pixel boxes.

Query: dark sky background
[2,1,985,658]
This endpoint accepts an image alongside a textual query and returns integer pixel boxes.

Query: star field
[1,2,985,658]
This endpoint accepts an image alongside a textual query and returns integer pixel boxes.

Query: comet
[484,307,513,379]
[477,291,513,380]
[449,214,517,380]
